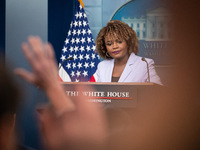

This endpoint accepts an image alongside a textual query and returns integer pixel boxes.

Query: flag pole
[78,0,84,8]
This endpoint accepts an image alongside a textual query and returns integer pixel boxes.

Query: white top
[96,53,162,85]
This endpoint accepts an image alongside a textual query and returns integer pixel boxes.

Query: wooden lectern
[62,82,163,108]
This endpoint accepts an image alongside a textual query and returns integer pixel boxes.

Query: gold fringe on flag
[78,0,84,8]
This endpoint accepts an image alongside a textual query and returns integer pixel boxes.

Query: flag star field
[59,0,100,82]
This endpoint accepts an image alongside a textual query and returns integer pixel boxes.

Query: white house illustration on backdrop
[122,7,172,41]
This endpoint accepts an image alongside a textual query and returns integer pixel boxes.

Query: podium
[62,82,163,108]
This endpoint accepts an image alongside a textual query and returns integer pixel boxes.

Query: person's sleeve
[96,63,101,82]
[148,59,163,85]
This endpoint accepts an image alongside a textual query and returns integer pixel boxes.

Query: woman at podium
[95,20,162,85]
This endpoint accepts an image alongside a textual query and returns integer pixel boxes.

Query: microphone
[59,56,73,70]
[141,57,150,82]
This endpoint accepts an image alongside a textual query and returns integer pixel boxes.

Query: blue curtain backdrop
[48,0,74,63]
[0,0,5,55]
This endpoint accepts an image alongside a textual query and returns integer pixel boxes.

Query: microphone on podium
[141,57,150,82]
[59,57,73,70]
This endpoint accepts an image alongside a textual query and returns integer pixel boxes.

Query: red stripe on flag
[89,75,96,82]
[59,76,63,82]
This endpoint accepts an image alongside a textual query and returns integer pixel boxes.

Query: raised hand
[15,36,58,90]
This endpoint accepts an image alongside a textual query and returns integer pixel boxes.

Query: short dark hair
[96,20,139,59]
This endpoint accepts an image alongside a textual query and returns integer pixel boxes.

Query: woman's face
[105,34,129,60]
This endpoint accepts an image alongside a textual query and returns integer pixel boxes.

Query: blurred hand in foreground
[15,36,58,90]
[15,36,108,150]
[39,87,107,150]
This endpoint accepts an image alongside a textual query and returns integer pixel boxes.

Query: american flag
[59,0,100,82]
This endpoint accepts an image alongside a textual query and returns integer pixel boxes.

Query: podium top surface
[61,82,158,86]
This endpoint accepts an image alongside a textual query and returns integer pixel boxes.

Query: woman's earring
[106,52,111,58]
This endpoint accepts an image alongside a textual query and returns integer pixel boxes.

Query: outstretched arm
[15,36,107,150]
